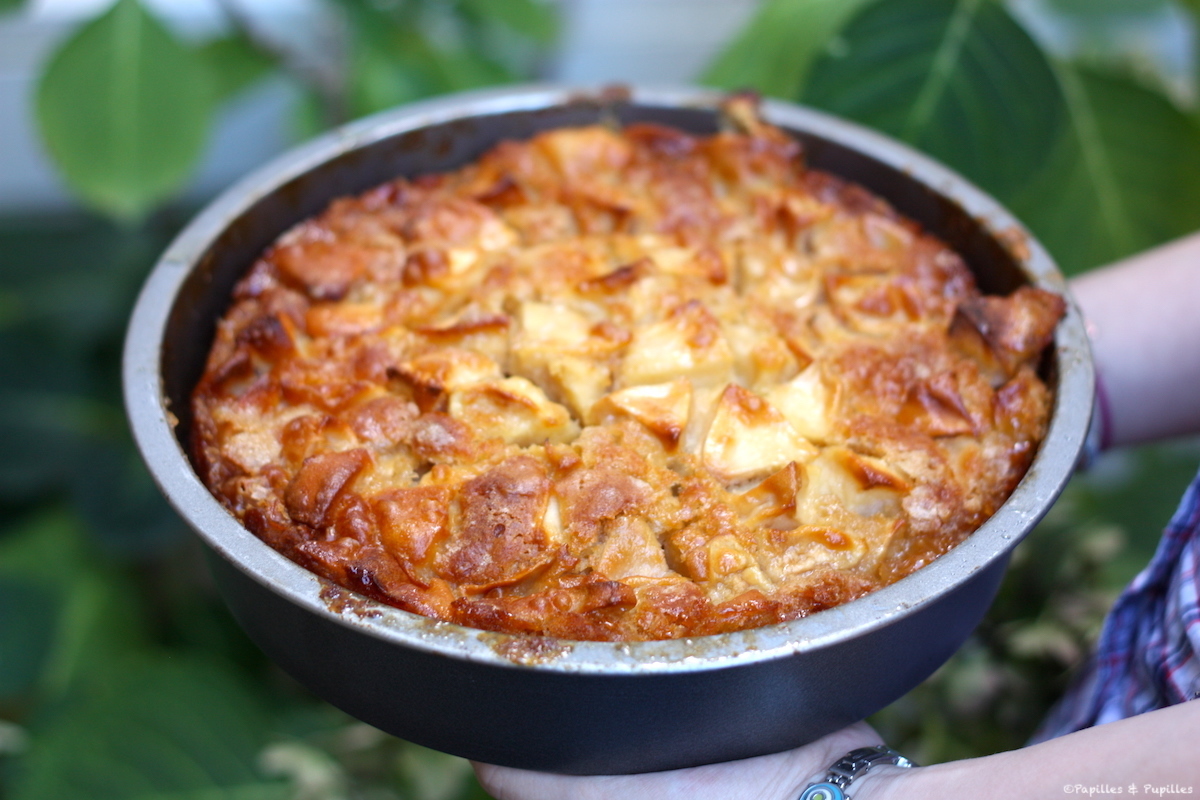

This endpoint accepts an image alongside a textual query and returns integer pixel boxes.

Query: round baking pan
[123,85,1094,775]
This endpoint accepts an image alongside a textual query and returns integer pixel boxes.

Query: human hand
[473,721,896,800]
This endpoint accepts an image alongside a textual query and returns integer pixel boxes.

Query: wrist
[842,763,915,800]
[795,745,917,800]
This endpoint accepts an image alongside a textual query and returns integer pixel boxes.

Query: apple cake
[191,99,1064,641]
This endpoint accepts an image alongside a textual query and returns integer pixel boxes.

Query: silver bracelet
[797,744,916,800]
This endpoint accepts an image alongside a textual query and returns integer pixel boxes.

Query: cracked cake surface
[191,101,1064,641]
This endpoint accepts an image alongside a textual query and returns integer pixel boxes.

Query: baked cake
[191,99,1064,641]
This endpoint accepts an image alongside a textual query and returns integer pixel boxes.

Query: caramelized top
[192,101,1063,641]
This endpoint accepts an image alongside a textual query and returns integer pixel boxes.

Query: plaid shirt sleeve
[1031,464,1200,743]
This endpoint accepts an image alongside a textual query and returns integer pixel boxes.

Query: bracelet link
[798,745,916,800]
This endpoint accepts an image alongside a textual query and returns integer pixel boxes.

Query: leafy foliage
[461,0,559,45]
[35,0,216,222]
[802,0,1064,203]
[5,0,1200,794]
[872,439,1200,761]
[34,0,558,221]
[1009,63,1200,273]
[198,33,279,106]
[709,0,1200,275]
[701,0,874,99]
[0,307,494,799]
[9,1,559,795]
[0,576,59,700]
[12,656,289,800]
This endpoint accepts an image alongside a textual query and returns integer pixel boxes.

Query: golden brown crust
[192,105,1064,641]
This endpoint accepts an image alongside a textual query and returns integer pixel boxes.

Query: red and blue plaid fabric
[1032,465,1200,742]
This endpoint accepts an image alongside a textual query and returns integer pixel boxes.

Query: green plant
[706,0,1200,276]
[2,1,556,798]
[32,0,557,223]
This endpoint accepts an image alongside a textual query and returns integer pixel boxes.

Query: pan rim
[122,82,1093,675]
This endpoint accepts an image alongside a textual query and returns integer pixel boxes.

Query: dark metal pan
[123,85,1093,775]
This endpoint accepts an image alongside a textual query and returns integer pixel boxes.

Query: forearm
[870,700,1200,799]
[1069,233,1200,447]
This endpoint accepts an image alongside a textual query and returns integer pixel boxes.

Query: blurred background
[1,0,1199,797]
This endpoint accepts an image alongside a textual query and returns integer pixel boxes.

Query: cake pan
[123,85,1094,775]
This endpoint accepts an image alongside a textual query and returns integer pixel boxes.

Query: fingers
[473,721,882,800]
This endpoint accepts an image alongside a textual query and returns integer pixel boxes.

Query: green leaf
[69,439,187,559]
[290,85,328,141]
[0,333,120,500]
[0,215,176,352]
[1075,441,1200,587]
[339,3,436,119]
[702,0,874,98]
[197,34,277,104]
[347,41,431,119]
[0,577,60,699]
[1047,0,1170,13]
[35,0,215,221]
[346,22,514,120]
[0,389,123,500]
[333,0,418,59]
[460,0,558,44]
[10,656,289,800]
[1,0,26,13]
[0,512,149,697]
[802,0,1065,202]
[257,741,347,799]
[1008,65,1200,274]
[0,510,89,584]
[397,744,477,800]
[426,47,515,93]
[0,290,20,327]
